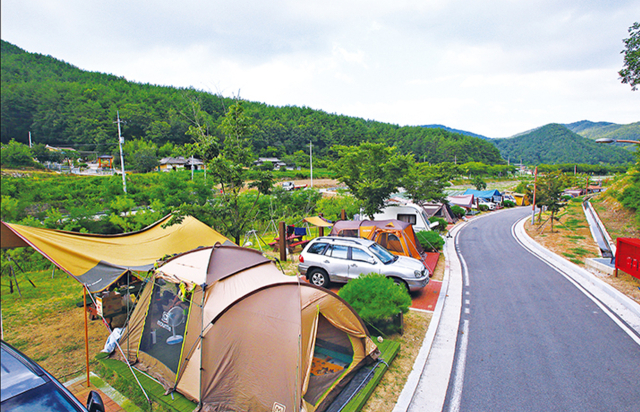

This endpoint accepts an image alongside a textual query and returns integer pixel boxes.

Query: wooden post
[531,166,538,225]
[340,209,346,221]
[278,221,287,262]
[319,227,324,237]
[83,286,90,387]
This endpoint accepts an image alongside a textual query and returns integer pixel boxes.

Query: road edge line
[393,220,467,412]
[513,216,640,334]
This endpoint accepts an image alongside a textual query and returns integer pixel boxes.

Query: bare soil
[361,311,431,412]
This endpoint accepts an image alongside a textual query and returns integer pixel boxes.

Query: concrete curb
[513,217,640,334]
[393,219,467,412]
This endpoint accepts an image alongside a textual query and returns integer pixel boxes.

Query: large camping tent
[421,202,457,224]
[1,216,232,292]
[447,194,475,210]
[115,245,379,412]
[329,219,431,274]
[463,189,503,204]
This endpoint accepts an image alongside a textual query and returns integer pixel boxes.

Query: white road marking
[448,319,470,412]
[511,220,640,347]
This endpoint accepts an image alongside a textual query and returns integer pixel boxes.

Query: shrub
[339,273,411,335]
[416,230,444,251]
[503,200,516,208]
[1,140,37,168]
[478,204,489,212]
[450,205,466,218]
[428,216,447,232]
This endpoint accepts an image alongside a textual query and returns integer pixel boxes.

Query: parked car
[1,340,105,412]
[298,236,429,292]
[281,181,295,191]
[474,199,496,210]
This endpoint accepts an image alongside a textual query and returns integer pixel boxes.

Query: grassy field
[0,268,110,380]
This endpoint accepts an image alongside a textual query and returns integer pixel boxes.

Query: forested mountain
[563,120,640,148]
[1,40,504,165]
[492,124,634,165]
[421,124,489,140]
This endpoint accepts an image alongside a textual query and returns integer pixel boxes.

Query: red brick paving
[303,274,442,312]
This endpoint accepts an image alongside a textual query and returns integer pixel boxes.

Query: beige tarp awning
[1,216,232,292]
[303,216,333,227]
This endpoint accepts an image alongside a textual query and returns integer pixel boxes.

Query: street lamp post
[310,141,313,188]
[596,138,640,145]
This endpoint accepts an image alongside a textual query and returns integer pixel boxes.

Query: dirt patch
[1,273,110,380]
[361,311,431,412]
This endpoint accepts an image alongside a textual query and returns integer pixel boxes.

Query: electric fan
[165,306,185,345]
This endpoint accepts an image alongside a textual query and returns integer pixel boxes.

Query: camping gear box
[96,293,123,317]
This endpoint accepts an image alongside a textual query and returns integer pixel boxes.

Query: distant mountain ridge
[491,123,634,165]
[563,120,640,145]
[421,124,489,140]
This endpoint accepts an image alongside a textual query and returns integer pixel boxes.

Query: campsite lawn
[0,268,110,380]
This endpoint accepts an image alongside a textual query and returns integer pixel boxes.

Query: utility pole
[310,141,313,188]
[28,132,32,148]
[116,111,127,194]
[531,166,538,225]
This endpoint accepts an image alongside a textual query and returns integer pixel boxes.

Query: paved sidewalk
[65,372,142,412]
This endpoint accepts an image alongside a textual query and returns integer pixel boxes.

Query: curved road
[441,208,640,411]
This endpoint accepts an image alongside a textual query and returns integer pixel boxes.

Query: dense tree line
[1,40,504,165]
[492,124,634,165]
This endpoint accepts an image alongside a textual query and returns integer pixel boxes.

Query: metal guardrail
[582,199,614,259]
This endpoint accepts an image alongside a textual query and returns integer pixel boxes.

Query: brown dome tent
[115,245,379,412]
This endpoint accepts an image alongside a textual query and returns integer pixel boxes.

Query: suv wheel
[308,269,329,288]
[393,278,409,293]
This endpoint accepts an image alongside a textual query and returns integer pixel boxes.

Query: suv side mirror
[368,257,376,265]
[87,390,105,412]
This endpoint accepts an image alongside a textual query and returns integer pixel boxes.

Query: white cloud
[1,0,639,137]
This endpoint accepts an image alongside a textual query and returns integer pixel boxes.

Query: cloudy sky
[2,0,638,137]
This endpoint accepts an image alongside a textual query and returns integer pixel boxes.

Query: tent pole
[83,285,90,387]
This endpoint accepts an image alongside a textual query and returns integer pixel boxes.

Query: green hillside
[492,123,634,165]
[0,40,503,165]
[564,120,640,148]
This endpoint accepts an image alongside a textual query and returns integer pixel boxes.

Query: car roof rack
[313,236,367,245]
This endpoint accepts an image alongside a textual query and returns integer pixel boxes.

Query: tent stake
[83,285,91,387]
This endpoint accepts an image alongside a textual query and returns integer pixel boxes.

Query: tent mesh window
[375,233,404,254]
[305,314,354,406]
[336,229,359,238]
[138,281,188,373]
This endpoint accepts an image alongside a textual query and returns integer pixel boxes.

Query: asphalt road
[443,207,640,412]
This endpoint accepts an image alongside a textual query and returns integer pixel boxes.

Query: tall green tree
[402,163,449,206]
[174,100,273,244]
[619,22,640,91]
[537,171,570,232]
[331,142,413,218]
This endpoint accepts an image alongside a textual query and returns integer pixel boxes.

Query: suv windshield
[368,243,397,264]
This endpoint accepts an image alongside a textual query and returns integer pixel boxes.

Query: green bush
[503,200,516,208]
[450,205,466,218]
[1,140,38,168]
[478,204,489,212]
[416,230,444,251]
[339,273,411,335]
[428,216,447,232]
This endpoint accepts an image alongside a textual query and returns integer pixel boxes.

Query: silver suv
[298,236,429,292]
